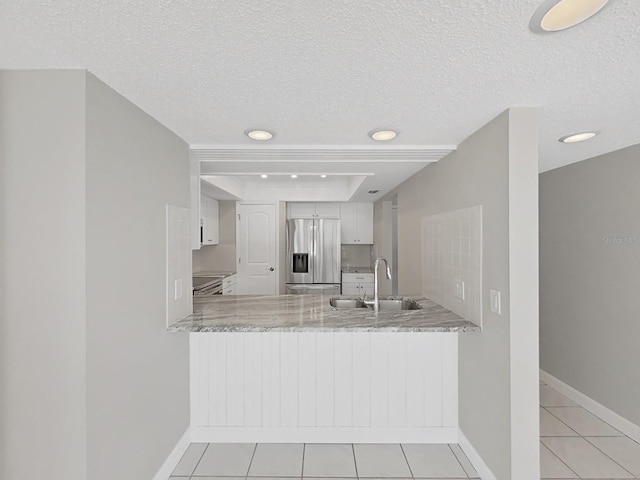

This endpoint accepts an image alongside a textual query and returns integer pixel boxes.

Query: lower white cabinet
[222,274,237,295]
[342,273,374,296]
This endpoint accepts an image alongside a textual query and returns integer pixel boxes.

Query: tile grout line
[446,443,470,479]
[352,443,359,479]
[189,443,210,479]
[398,444,414,478]
[543,406,583,436]
[245,443,258,478]
[581,437,637,478]
[539,441,581,479]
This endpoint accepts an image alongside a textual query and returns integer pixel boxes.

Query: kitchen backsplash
[341,244,372,269]
[422,205,482,326]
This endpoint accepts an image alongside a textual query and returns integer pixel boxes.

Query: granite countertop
[168,295,480,333]
[193,271,237,278]
[341,267,374,274]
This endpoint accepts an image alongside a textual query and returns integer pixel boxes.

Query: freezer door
[314,219,341,284]
[286,219,314,284]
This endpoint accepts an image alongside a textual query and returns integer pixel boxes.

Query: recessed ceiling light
[261,174,268,179]
[370,129,397,141]
[559,131,599,143]
[368,189,380,194]
[530,0,609,33]
[246,129,273,141]
[290,174,298,178]
[320,174,327,178]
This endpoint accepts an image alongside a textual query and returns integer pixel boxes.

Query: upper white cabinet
[340,202,374,244]
[201,195,219,246]
[287,202,340,219]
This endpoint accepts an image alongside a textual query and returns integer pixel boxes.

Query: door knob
[267,267,275,271]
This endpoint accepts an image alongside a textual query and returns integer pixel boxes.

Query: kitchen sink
[329,297,421,311]
[329,298,367,309]
[376,298,422,311]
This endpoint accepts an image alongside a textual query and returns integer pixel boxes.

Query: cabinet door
[340,203,358,244]
[359,282,375,297]
[356,202,374,244]
[315,203,341,219]
[288,203,317,218]
[202,196,219,245]
[341,283,360,295]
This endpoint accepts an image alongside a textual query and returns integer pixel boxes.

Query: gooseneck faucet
[364,257,392,312]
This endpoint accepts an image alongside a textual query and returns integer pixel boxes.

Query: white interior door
[237,204,277,295]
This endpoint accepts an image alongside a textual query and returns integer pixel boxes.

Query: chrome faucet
[364,257,392,312]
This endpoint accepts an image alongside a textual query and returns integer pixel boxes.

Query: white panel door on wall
[237,204,277,294]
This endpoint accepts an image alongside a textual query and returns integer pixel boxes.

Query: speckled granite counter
[168,294,480,333]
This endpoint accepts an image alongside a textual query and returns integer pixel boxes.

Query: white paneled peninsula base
[171,295,479,443]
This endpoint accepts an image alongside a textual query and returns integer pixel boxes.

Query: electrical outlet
[454,279,465,300]
[490,289,501,315]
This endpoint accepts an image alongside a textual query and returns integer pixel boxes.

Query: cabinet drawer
[222,274,237,289]
[342,273,374,284]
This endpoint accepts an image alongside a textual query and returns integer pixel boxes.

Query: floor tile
[401,444,467,478]
[540,443,578,479]
[193,443,255,476]
[172,442,208,476]
[353,444,412,478]
[541,437,634,479]
[540,408,579,437]
[546,407,623,436]
[540,385,577,407]
[303,444,357,477]
[449,444,479,478]
[248,443,304,477]
[586,436,640,477]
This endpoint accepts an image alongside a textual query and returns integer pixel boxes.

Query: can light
[290,174,298,178]
[246,129,273,141]
[559,131,599,143]
[260,174,268,179]
[530,0,609,33]
[370,129,397,141]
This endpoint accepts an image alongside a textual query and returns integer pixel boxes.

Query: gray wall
[540,143,640,426]
[0,70,88,479]
[85,72,190,479]
[0,70,191,480]
[377,109,539,479]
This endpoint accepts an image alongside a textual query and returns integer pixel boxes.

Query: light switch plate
[454,279,465,300]
[490,289,501,315]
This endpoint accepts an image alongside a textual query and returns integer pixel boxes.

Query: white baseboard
[153,427,191,480]
[458,429,497,480]
[190,426,458,444]
[540,369,640,444]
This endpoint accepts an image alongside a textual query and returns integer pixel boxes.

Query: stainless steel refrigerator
[285,218,341,295]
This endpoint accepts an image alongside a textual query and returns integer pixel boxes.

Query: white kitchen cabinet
[342,273,374,296]
[222,274,237,295]
[287,202,340,219]
[201,195,219,246]
[340,202,374,244]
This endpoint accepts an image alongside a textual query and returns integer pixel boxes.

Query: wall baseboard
[152,427,191,480]
[540,369,640,444]
[190,426,458,444]
[458,429,497,480]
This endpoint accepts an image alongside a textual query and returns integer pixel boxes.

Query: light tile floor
[171,381,640,480]
[171,442,480,479]
[540,379,640,479]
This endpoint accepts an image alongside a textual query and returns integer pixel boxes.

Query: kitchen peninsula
[171,294,479,444]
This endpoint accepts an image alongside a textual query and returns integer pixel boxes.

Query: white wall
[540,143,640,427]
[376,109,539,479]
[0,70,191,480]
[0,70,88,479]
[84,72,190,479]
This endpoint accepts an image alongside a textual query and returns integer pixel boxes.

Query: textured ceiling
[1,0,640,172]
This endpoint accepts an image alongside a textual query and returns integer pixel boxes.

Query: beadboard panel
[190,332,458,439]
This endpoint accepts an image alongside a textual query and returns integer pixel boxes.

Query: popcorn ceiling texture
[1,0,639,172]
